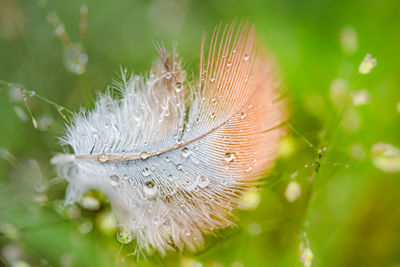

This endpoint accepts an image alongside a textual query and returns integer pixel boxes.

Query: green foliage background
[1,0,400,266]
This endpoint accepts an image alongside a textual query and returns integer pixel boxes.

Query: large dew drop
[116,228,133,244]
[143,181,157,197]
[181,147,190,158]
[224,152,235,163]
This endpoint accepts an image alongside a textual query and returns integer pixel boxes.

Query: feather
[51,23,287,255]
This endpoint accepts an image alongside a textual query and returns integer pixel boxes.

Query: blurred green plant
[1,0,400,266]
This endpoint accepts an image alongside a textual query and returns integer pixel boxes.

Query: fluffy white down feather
[52,24,286,255]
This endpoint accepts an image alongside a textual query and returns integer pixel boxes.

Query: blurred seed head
[359,54,377,74]
[299,243,313,267]
[370,142,400,173]
[284,181,301,202]
[352,89,371,106]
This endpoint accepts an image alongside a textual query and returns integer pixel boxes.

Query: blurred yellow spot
[247,222,262,236]
[396,102,400,113]
[341,108,361,132]
[96,211,117,236]
[352,90,370,106]
[359,54,377,74]
[349,143,367,161]
[284,181,302,202]
[300,246,313,267]
[340,26,358,54]
[329,78,349,109]
[370,142,400,173]
[81,195,101,211]
[303,93,325,117]
[180,257,202,267]
[0,223,19,240]
[238,190,261,210]
[278,136,296,158]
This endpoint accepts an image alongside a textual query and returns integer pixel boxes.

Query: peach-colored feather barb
[51,23,287,256]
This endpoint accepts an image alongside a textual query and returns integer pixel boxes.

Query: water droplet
[140,151,150,160]
[175,82,182,92]
[227,61,232,67]
[123,174,129,180]
[176,164,183,171]
[224,152,235,163]
[198,175,209,188]
[211,97,218,105]
[181,147,190,158]
[116,228,133,244]
[185,180,197,191]
[142,168,151,177]
[210,112,216,118]
[245,166,253,173]
[210,77,215,82]
[98,154,108,162]
[240,112,247,119]
[244,54,250,61]
[110,175,119,186]
[165,72,172,79]
[165,157,171,163]
[143,181,157,197]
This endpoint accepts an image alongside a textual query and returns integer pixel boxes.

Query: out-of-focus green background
[1,0,400,266]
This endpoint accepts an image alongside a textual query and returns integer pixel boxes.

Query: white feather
[52,24,287,255]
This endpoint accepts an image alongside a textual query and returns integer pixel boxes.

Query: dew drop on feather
[175,82,182,92]
[181,147,190,158]
[142,168,151,177]
[109,175,119,186]
[224,152,235,163]
[140,151,150,160]
[144,181,157,197]
[98,154,108,162]
[198,175,209,188]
